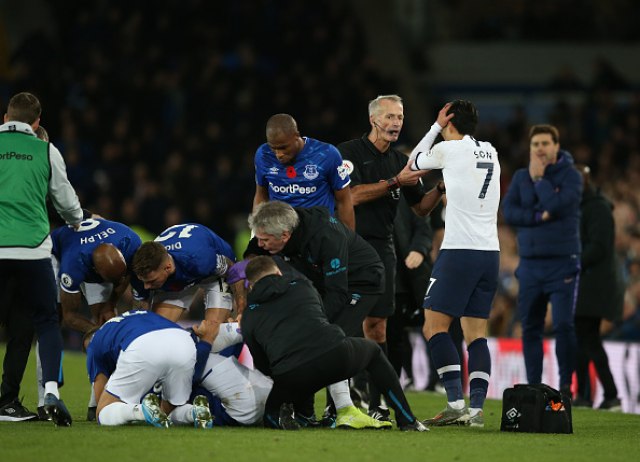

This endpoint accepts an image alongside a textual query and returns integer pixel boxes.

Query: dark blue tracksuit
[502,150,582,389]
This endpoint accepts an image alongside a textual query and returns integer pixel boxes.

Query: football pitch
[1,346,638,462]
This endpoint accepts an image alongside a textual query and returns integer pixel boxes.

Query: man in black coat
[574,165,623,410]
[240,256,427,431]
[247,201,385,336]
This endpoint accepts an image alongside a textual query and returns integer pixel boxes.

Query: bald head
[265,114,304,164]
[93,243,127,283]
[266,114,298,138]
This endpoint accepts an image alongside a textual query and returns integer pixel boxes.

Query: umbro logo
[269,167,279,174]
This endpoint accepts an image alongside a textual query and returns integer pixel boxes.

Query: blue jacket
[502,150,582,258]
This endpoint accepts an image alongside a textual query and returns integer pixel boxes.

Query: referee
[0,92,84,426]
[338,94,443,417]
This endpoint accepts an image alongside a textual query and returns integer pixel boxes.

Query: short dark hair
[245,256,279,286]
[132,241,168,277]
[529,124,559,144]
[447,100,478,135]
[7,92,42,124]
[35,125,49,142]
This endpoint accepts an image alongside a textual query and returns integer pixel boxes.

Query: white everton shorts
[105,328,196,406]
[201,354,273,425]
[151,276,233,313]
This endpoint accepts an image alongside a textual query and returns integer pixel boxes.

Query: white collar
[0,121,36,136]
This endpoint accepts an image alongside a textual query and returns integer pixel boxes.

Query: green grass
[1,345,639,462]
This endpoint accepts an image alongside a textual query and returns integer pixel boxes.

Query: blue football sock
[428,332,463,403]
[467,337,490,409]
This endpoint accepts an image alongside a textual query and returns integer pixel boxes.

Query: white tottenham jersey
[409,124,500,251]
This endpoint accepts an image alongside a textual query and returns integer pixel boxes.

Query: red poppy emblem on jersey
[286,166,296,178]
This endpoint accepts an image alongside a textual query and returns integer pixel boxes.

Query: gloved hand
[226,258,250,285]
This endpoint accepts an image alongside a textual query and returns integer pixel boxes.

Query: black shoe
[368,405,391,422]
[598,398,622,412]
[294,412,321,428]
[350,385,369,410]
[278,403,300,430]
[43,393,72,427]
[87,406,97,422]
[0,399,38,422]
[37,406,52,421]
[320,405,337,428]
[572,397,593,408]
[399,419,429,432]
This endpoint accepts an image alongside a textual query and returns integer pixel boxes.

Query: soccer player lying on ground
[241,256,428,431]
[84,309,216,428]
[191,336,274,427]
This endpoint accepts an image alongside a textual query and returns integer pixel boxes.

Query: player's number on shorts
[476,162,494,199]
[155,224,198,242]
[426,277,437,295]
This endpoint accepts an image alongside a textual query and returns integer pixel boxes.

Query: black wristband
[82,208,93,220]
[436,182,446,194]
[386,177,400,191]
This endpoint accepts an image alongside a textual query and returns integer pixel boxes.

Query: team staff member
[338,94,443,415]
[253,113,354,229]
[573,164,622,410]
[502,124,581,395]
[241,256,426,431]
[0,92,84,426]
[248,201,384,335]
[246,201,388,428]
[0,124,51,422]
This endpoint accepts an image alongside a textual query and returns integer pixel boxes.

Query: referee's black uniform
[338,135,424,319]
[241,270,419,429]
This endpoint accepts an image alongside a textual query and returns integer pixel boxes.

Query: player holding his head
[407,100,501,428]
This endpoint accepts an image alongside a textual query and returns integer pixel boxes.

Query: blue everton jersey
[86,310,181,382]
[131,223,235,300]
[254,137,351,213]
[51,218,142,293]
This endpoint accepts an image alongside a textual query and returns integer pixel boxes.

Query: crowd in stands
[1,0,639,341]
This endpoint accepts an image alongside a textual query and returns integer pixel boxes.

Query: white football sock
[168,404,194,425]
[448,399,466,410]
[44,381,59,399]
[88,384,97,407]
[98,402,144,426]
[328,380,353,410]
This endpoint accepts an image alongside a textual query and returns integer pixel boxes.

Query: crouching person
[241,256,427,431]
[84,309,215,428]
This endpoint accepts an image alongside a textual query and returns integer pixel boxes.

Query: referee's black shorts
[366,237,396,318]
